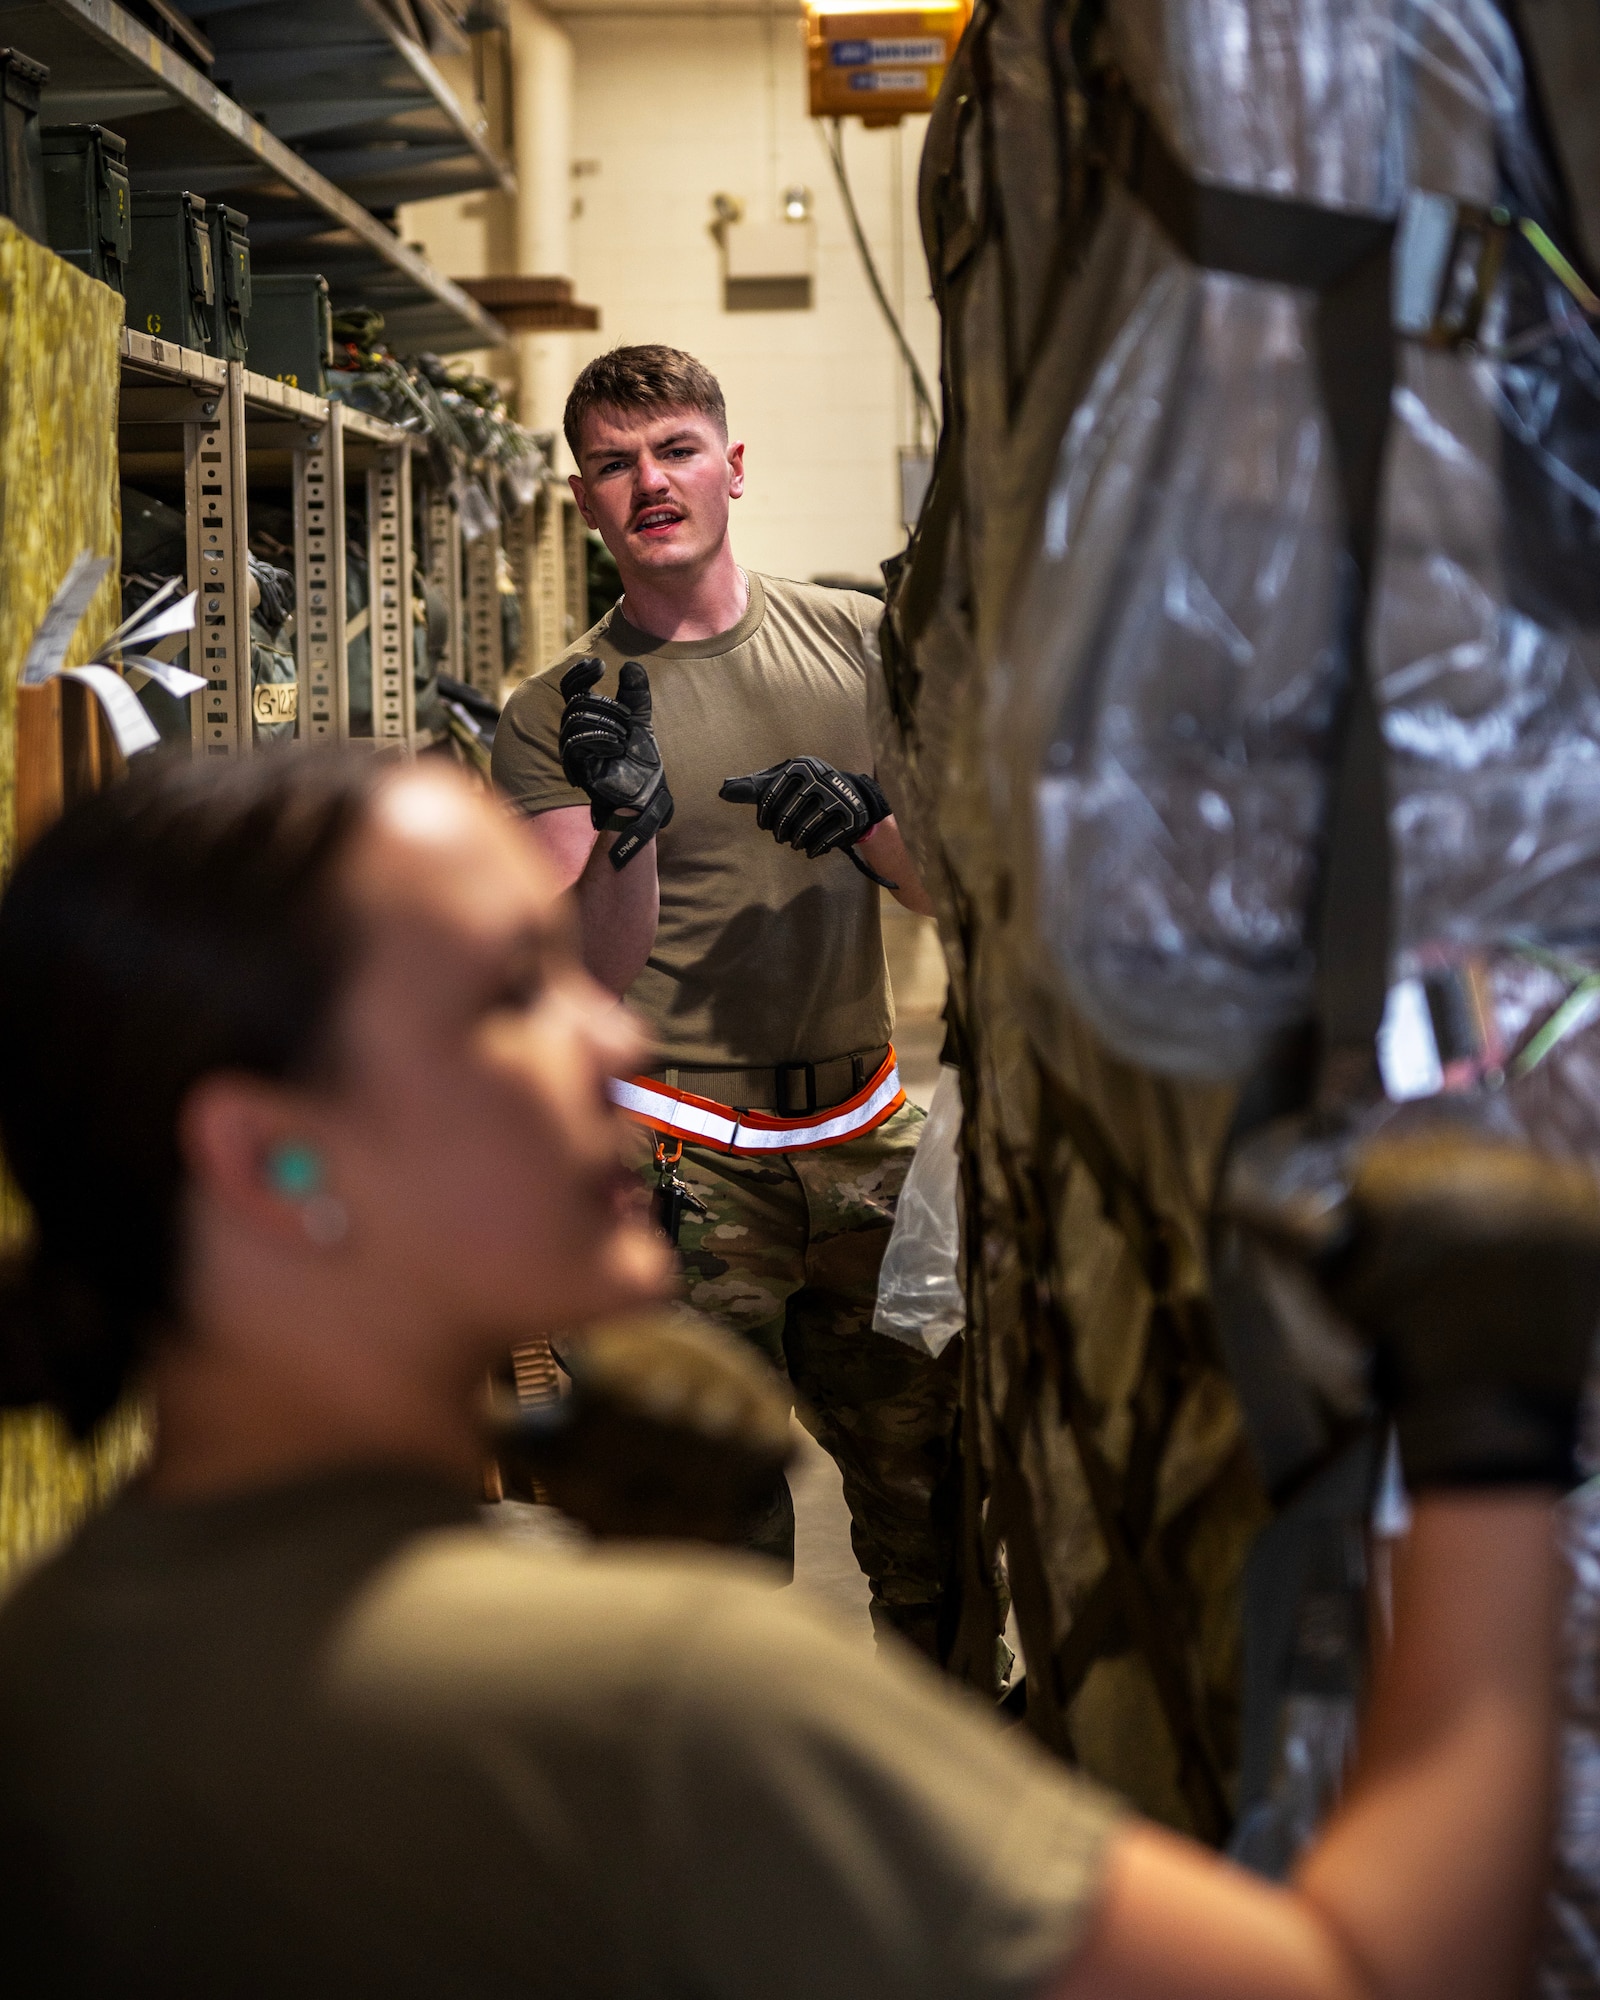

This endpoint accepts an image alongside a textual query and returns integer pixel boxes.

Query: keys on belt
[652,1136,708,1247]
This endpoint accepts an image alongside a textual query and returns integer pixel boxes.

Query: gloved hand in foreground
[1222,1121,1600,1489]
[496,1313,794,1544]
[719,755,897,889]
[558,658,674,871]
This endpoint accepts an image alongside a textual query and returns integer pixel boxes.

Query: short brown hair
[563,345,727,460]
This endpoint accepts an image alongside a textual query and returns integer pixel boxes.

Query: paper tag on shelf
[117,589,198,654]
[59,667,162,758]
[20,553,113,685]
[120,653,206,700]
[100,575,182,654]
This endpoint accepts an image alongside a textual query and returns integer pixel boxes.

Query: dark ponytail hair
[0,754,383,1436]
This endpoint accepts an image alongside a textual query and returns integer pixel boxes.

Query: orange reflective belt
[610,1047,906,1156]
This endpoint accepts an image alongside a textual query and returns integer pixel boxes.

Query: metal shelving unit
[118,325,421,755]
[422,473,465,685]
[346,404,419,748]
[3,0,562,778]
[1,0,508,349]
[461,513,502,700]
[521,482,586,676]
[195,0,516,210]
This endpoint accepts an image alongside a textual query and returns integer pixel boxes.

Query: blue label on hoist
[829,36,944,65]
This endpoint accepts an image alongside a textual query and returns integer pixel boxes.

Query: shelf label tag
[21,553,113,686]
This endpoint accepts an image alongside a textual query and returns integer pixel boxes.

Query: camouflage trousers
[643,1100,963,1657]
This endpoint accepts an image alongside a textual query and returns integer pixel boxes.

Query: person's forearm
[1294,1493,1560,2000]
[576,828,659,995]
[861,815,937,916]
[520,804,659,995]
[1054,1492,1560,2000]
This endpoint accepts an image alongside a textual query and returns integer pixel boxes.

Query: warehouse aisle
[494,905,949,1648]
[789,903,948,1641]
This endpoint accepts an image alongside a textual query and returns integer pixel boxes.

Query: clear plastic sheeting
[1114,0,1401,204]
[1231,1693,1360,1877]
[1017,257,1345,1074]
[993,0,1600,1082]
[873,1066,965,1359]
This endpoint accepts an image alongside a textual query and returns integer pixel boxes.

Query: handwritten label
[253,682,299,725]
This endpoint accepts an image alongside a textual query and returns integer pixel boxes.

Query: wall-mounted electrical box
[805,4,970,126]
[723,217,815,312]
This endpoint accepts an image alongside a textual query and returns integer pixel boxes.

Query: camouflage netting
[870,4,1268,1840]
[0,219,122,859]
[0,221,147,1587]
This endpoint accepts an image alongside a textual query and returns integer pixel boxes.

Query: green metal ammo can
[41,124,131,296]
[0,48,48,244]
[247,272,332,394]
[207,200,250,363]
[126,190,214,352]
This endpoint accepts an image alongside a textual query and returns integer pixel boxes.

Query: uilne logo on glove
[719,755,898,889]
[558,658,674,871]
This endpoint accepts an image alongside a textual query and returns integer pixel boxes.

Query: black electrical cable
[822,117,940,444]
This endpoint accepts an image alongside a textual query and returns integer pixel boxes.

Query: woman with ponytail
[0,756,1577,2000]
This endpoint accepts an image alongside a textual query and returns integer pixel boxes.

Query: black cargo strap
[1101,84,1398,1098]
[1101,87,1395,293]
[1103,92,1402,1848]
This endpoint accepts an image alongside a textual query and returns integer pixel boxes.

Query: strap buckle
[774,1061,818,1116]
[1393,192,1508,349]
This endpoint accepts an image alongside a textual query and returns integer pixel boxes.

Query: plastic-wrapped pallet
[872,0,1269,1842]
[873,0,1600,1903]
[993,1,1600,1097]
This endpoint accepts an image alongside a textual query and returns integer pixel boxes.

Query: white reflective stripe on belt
[609,1079,739,1148]
[609,1064,903,1151]
[725,1066,905,1150]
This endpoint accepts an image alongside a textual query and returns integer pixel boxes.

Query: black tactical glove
[1222,1121,1600,1490]
[495,1314,793,1544]
[558,658,673,871]
[719,755,897,888]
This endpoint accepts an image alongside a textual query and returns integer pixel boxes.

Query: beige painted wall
[401,5,941,596]
[397,0,574,424]
[563,11,938,585]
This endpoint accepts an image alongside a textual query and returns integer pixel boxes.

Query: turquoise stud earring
[267,1142,349,1247]
[267,1143,324,1199]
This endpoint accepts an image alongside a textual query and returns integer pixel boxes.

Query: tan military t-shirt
[0,1467,1123,1999]
[491,572,893,1071]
